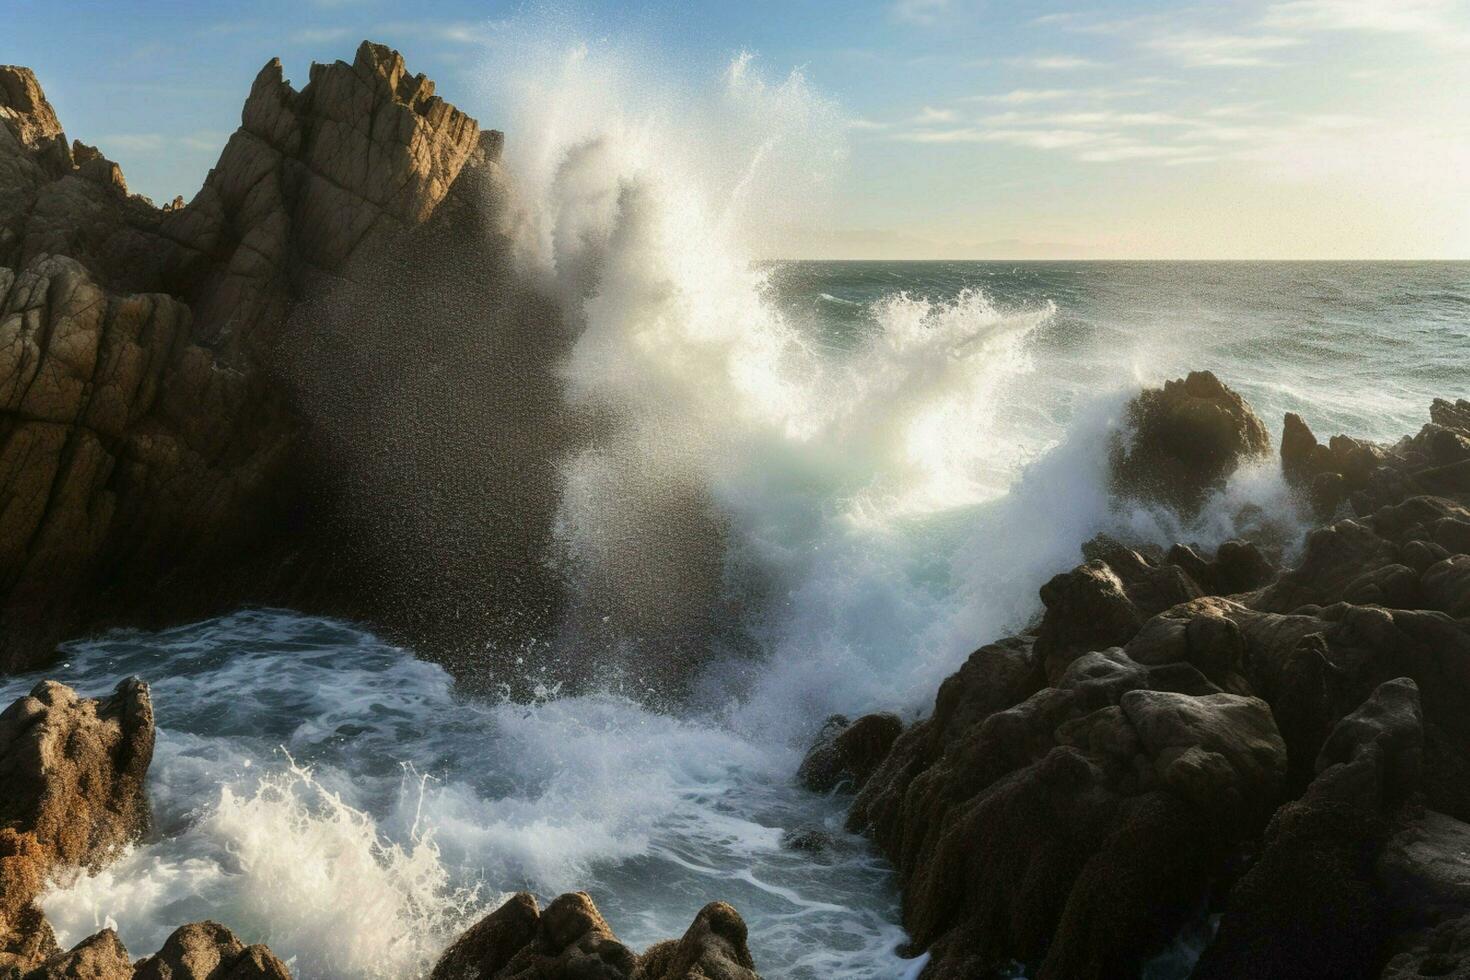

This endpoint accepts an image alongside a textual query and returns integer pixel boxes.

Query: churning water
[5,27,1467,980]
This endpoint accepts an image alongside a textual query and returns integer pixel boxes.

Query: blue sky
[6,0,1469,257]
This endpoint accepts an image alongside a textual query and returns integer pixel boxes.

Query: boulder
[133,921,291,980]
[428,892,762,980]
[796,712,903,793]
[0,678,153,887]
[847,644,1286,979]
[1194,678,1423,980]
[1111,371,1271,514]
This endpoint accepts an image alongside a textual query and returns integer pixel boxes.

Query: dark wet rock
[1036,540,1201,683]
[429,892,761,980]
[797,712,903,793]
[429,893,541,980]
[1111,370,1271,515]
[1193,678,1423,980]
[847,641,1285,979]
[779,827,835,853]
[1166,539,1277,597]
[638,902,762,980]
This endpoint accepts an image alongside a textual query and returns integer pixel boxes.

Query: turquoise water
[5,262,1466,979]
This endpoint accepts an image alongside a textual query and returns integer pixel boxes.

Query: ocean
[4,260,1466,978]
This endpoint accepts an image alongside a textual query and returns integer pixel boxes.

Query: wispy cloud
[1145,32,1301,66]
[914,105,959,123]
[1262,0,1470,47]
[1010,54,1100,70]
[970,88,1078,104]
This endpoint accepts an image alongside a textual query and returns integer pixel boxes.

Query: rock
[779,827,834,853]
[428,892,762,980]
[1424,555,1470,617]
[1166,539,1277,597]
[429,893,540,980]
[847,643,1286,979]
[132,921,291,980]
[0,44,568,679]
[796,712,902,793]
[637,902,761,980]
[1111,370,1271,514]
[1036,541,1201,682]
[0,678,153,887]
[1193,679,1423,980]
[21,928,133,980]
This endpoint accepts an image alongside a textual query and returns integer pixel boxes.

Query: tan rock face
[0,679,294,979]
[0,42,512,673]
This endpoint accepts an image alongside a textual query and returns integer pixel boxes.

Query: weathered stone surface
[0,678,153,886]
[1111,370,1271,514]
[837,387,1470,978]
[0,44,571,677]
[1193,679,1424,980]
[429,892,762,980]
[796,712,903,793]
[846,641,1285,979]
[132,921,291,980]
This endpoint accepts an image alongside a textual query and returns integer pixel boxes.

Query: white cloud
[1010,55,1100,70]
[914,105,959,123]
[1145,32,1302,66]
[1263,0,1470,41]
[971,88,1078,104]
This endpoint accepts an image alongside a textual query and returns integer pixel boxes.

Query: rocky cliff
[0,44,571,677]
[811,377,1470,979]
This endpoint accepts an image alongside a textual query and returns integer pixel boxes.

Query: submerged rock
[1111,370,1271,515]
[429,891,762,980]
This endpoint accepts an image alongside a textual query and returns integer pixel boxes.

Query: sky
[4,0,1469,258]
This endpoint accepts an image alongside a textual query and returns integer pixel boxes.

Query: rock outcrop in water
[0,677,291,978]
[1111,370,1271,514]
[0,45,572,680]
[822,373,1470,979]
[430,891,762,980]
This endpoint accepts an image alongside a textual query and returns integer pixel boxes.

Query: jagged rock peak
[0,65,63,148]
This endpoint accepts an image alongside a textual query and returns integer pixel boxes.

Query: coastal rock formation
[0,676,153,970]
[1111,370,1271,514]
[0,678,291,979]
[429,891,762,980]
[0,44,576,677]
[831,381,1470,978]
[796,712,903,793]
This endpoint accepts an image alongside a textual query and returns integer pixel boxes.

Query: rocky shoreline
[803,373,1470,979]
[4,34,1470,980]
